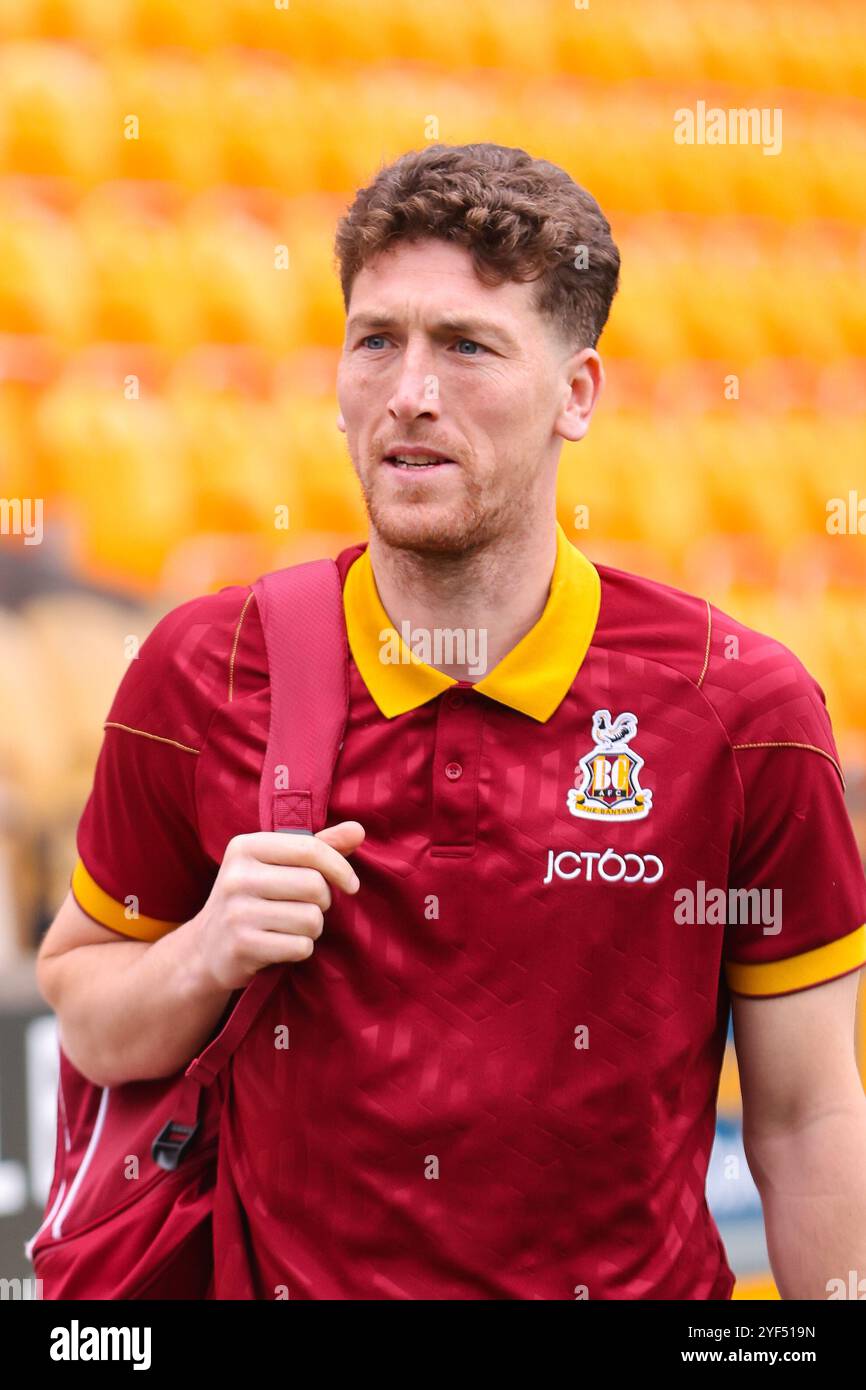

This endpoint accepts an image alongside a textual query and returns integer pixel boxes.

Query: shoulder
[593,561,836,761]
[593,562,712,685]
[698,598,835,755]
[104,582,264,749]
[111,546,367,745]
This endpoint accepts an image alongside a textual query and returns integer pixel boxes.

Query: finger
[245,865,332,912]
[246,931,317,969]
[247,830,361,894]
[315,821,366,854]
[246,898,325,939]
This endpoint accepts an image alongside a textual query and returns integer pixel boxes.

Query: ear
[555,349,604,444]
[336,411,346,434]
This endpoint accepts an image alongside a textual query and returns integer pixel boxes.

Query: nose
[386,343,442,424]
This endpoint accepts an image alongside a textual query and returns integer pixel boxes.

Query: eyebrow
[346,311,519,353]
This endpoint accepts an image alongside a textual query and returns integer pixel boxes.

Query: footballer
[36,143,866,1299]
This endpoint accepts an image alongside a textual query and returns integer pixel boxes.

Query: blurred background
[0,0,864,1297]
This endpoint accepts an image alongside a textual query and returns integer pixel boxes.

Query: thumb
[315,820,366,855]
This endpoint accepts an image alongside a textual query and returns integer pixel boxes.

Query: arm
[731,969,866,1300]
[36,890,231,1089]
[36,823,364,1089]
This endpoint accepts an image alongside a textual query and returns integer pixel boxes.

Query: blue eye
[358,334,486,354]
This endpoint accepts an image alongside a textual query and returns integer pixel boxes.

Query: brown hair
[334,142,620,351]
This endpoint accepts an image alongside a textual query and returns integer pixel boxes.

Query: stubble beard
[356,455,521,558]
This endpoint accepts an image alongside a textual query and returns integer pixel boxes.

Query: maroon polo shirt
[72,525,866,1299]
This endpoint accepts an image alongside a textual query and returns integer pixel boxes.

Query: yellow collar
[343,523,601,722]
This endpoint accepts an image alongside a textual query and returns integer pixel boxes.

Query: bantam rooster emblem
[567,709,653,820]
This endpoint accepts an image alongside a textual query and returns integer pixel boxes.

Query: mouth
[382,450,457,471]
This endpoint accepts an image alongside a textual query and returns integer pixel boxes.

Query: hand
[190,821,365,991]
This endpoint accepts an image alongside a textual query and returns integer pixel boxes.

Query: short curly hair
[334,142,620,351]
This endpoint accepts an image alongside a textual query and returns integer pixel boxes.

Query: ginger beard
[349,437,532,557]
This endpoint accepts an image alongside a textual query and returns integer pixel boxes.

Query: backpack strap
[253,557,350,836]
[153,559,349,1165]
[193,557,349,1079]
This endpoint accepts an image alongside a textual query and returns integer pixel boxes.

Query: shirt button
[447,693,465,710]
[445,761,463,780]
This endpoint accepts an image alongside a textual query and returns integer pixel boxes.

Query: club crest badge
[567,709,653,821]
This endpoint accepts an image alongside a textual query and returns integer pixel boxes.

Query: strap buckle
[151,1118,199,1171]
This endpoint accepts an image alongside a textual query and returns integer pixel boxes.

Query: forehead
[346,236,543,334]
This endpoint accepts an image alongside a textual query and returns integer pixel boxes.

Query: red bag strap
[253,556,349,835]
[184,557,349,1090]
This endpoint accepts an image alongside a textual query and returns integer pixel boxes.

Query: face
[336,237,602,556]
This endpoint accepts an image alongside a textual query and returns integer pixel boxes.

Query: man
[36,143,866,1300]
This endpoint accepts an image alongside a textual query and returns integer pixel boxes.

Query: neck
[366,522,559,682]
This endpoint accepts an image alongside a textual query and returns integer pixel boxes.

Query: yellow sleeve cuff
[71,857,181,942]
[725,922,866,998]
